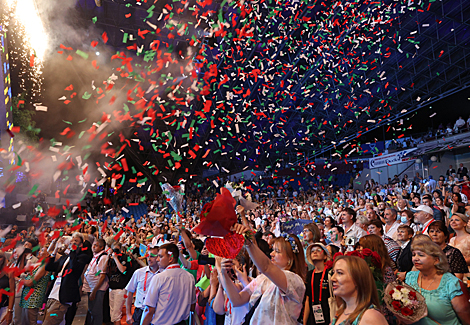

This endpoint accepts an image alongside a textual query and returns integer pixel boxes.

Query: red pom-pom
[192,188,237,237]
[205,232,245,259]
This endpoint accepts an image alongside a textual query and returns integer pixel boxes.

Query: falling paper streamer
[160,183,184,222]
[239,196,259,211]
[0,226,12,239]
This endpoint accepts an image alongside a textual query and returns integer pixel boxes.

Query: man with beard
[377,201,387,221]
[43,233,92,325]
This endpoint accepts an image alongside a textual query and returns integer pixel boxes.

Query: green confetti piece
[76,50,89,60]
[92,17,97,23]
[28,184,39,196]
[82,92,91,100]
[62,120,73,125]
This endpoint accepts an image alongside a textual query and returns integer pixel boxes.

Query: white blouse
[241,270,305,325]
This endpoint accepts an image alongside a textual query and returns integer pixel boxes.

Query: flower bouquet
[384,281,427,324]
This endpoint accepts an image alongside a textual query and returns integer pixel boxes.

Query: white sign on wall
[369,148,417,169]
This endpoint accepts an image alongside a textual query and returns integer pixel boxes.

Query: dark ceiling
[18,0,470,185]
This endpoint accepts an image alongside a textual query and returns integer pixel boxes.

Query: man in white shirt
[141,243,196,325]
[83,238,109,325]
[125,246,160,325]
[341,208,366,250]
[413,205,435,236]
[151,224,165,247]
[383,208,400,242]
[455,116,466,130]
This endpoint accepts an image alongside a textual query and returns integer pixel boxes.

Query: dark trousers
[132,307,144,325]
[86,290,106,325]
[65,302,78,325]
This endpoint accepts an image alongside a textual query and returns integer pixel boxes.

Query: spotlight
[430,156,437,162]
[416,159,422,164]
[96,52,100,56]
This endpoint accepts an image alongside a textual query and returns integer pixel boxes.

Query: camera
[345,237,356,246]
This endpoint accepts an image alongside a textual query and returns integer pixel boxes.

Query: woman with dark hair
[428,220,467,281]
[399,210,418,233]
[303,223,322,270]
[0,251,14,325]
[221,223,306,324]
[19,246,51,325]
[324,216,336,244]
[330,255,387,325]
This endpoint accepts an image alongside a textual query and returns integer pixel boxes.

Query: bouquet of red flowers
[384,281,427,324]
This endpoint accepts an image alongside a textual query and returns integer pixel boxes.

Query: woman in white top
[220,222,306,325]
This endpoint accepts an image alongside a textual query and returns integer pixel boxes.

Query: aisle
[38,292,133,325]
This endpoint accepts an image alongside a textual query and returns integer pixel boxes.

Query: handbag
[241,295,263,325]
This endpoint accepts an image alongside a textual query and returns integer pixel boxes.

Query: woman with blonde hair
[405,239,470,324]
[331,255,387,325]
[449,213,470,267]
[221,223,306,324]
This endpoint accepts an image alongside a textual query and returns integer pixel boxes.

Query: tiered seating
[121,204,148,220]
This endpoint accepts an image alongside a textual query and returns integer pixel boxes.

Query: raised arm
[233,224,288,292]
[237,205,251,229]
[219,259,251,307]
[177,223,198,260]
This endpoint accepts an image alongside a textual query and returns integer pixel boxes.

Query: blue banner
[280,219,313,235]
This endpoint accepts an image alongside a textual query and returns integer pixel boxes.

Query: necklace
[419,273,437,293]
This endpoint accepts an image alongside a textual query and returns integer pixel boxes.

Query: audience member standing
[447,165,456,177]
[43,233,92,325]
[125,246,160,325]
[458,163,468,179]
[141,243,196,325]
[83,238,109,325]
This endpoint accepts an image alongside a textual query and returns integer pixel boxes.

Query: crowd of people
[2,166,470,325]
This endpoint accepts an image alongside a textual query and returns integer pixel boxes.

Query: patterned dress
[19,266,50,309]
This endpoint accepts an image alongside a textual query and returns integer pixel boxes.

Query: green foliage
[11,95,40,142]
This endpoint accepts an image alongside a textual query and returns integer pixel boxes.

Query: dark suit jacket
[458,167,468,178]
[397,241,413,272]
[46,249,92,304]
[447,168,456,176]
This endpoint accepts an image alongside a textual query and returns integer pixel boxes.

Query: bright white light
[7,0,49,60]
[96,52,100,56]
